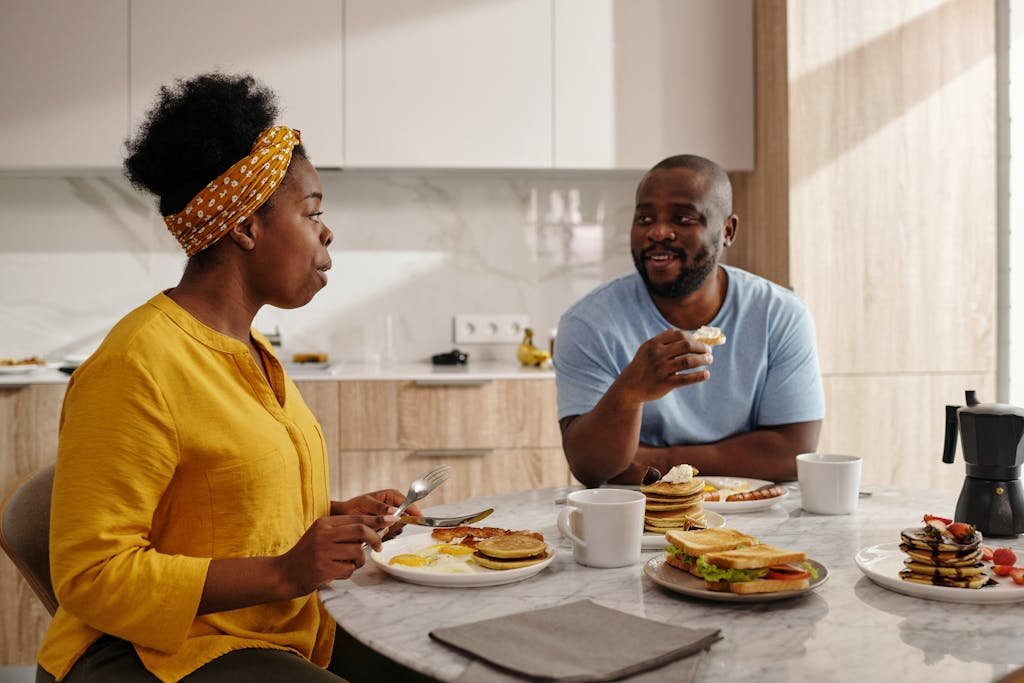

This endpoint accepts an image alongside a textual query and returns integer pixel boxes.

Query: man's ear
[225,215,259,251]
[722,215,738,247]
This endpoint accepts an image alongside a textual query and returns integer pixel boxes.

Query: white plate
[855,542,1024,604]
[370,533,556,588]
[701,476,789,513]
[0,365,44,375]
[642,510,726,549]
[644,555,828,602]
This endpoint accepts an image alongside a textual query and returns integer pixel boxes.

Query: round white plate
[0,365,44,375]
[642,510,726,549]
[644,555,828,602]
[855,542,1024,604]
[283,361,332,370]
[370,533,556,588]
[701,476,789,513]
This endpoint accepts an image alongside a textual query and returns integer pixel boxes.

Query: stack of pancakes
[640,478,707,533]
[472,534,549,570]
[898,525,989,589]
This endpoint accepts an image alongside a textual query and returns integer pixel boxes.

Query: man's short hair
[650,154,733,218]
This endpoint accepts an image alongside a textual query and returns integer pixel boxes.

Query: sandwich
[697,544,815,594]
[663,527,759,574]
[663,527,817,594]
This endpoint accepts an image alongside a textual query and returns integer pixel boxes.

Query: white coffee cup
[556,488,645,568]
[796,453,862,515]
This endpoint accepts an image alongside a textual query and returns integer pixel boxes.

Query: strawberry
[945,522,975,542]
[924,514,952,525]
[1011,568,1024,586]
[993,564,1015,577]
[981,545,995,562]
[992,548,1017,566]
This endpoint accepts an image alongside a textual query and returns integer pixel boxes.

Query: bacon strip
[431,526,544,548]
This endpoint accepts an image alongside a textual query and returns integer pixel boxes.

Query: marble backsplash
[0,169,644,365]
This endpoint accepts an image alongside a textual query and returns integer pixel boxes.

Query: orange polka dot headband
[163,126,301,257]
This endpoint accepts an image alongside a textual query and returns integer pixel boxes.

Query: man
[555,155,823,487]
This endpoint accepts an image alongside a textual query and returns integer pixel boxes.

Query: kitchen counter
[320,486,1024,683]
[0,361,555,386]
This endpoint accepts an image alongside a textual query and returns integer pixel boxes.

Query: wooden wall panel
[819,372,995,491]
[787,0,996,376]
[727,0,790,288]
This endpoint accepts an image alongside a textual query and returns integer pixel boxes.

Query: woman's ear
[225,215,259,251]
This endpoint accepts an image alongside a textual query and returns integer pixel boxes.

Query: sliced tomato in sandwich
[765,564,810,581]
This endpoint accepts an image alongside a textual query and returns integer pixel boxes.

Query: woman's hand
[274,514,394,597]
[331,489,423,540]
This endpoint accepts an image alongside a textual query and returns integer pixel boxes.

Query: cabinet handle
[414,379,493,387]
[414,448,494,458]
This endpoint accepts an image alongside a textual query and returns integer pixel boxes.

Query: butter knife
[398,508,494,528]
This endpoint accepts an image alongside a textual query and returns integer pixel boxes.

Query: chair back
[0,464,58,615]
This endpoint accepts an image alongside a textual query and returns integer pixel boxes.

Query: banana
[517,328,552,367]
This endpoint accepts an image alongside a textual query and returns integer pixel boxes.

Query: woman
[36,73,420,682]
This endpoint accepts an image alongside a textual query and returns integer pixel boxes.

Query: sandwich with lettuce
[665,527,817,594]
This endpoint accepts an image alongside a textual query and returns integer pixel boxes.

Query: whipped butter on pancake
[640,464,707,532]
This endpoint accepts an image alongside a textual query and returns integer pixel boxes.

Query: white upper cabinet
[344,0,553,168]
[554,0,754,170]
[0,1,129,170]
[129,0,344,167]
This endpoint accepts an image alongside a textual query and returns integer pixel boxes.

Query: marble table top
[319,485,1024,683]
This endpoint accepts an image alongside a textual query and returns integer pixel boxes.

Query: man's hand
[616,328,714,403]
[331,490,423,541]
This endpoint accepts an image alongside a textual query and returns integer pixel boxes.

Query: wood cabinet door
[0,384,65,665]
[336,448,570,504]
[0,1,128,169]
[344,0,552,168]
[553,0,754,170]
[130,0,344,166]
[339,379,559,451]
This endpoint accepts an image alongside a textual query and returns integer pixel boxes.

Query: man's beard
[632,243,718,298]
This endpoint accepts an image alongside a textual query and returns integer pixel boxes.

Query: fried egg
[387,543,477,573]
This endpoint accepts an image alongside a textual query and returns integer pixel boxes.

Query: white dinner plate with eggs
[370,532,556,588]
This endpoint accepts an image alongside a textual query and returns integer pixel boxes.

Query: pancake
[900,527,980,554]
[472,534,549,570]
[647,499,704,509]
[899,570,991,589]
[641,478,704,497]
[900,544,982,566]
[903,560,987,578]
[474,534,547,559]
[472,550,550,570]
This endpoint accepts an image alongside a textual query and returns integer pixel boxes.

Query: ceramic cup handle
[557,506,586,549]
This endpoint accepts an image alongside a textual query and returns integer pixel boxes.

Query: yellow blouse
[38,293,334,682]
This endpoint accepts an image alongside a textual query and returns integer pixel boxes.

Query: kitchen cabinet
[553,0,754,170]
[0,384,65,665]
[344,0,553,168]
[0,1,129,169]
[333,379,569,501]
[129,0,345,167]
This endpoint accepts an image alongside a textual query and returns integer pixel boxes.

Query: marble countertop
[319,486,1024,683]
[0,360,555,386]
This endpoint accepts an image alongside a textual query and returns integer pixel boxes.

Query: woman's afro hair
[124,72,291,216]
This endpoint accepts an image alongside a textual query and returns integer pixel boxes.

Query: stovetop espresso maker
[942,390,1024,537]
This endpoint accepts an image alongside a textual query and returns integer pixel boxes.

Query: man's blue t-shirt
[554,265,824,447]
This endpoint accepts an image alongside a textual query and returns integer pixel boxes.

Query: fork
[392,464,453,519]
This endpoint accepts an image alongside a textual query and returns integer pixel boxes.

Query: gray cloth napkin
[429,599,721,683]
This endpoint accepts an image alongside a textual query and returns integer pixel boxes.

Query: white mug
[556,488,645,567]
[797,453,862,515]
